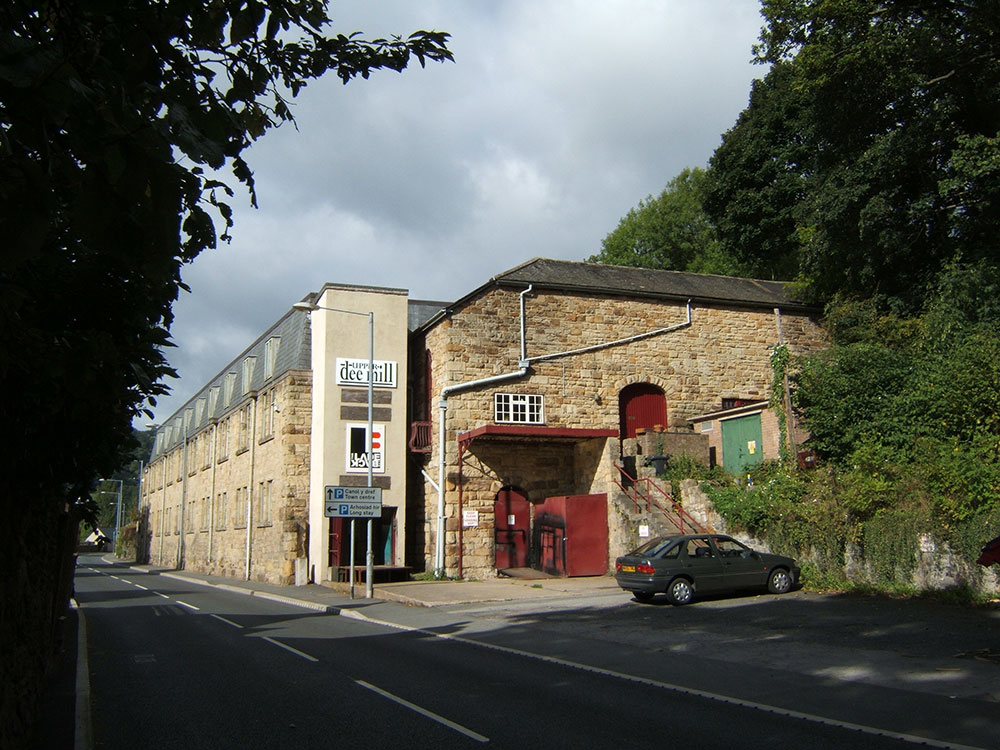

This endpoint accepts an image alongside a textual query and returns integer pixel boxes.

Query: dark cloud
[144,0,764,425]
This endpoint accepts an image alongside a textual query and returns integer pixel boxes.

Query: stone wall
[140,370,311,585]
[679,480,1000,596]
[411,285,825,578]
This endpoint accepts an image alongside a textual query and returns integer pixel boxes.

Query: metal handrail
[613,462,706,535]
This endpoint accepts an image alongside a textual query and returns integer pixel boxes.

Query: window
[195,398,206,425]
[264,337,281,380]
[237,403,251,452]
[234,486,248,528]
[202,427,214,468]
[208,386,220,417]
[257,480,272,526]
[200,496,209,531]
[494,393,544,424]
[260,389,275,440]
[217,418,229,461]
[215,492,227,530]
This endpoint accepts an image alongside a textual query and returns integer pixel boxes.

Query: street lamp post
[97,478,124,549]
[294,300,376,599]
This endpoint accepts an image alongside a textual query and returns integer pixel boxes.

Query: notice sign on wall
[345,423,385,474]
[463,510,479,528]
[336,358,397,388]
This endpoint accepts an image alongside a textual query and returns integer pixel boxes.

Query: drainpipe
[158,455,166,563]
[522,300,692,366]
[434,286,534,578]
[208,422,218,563]
[774,308,796,459]
[178,422,188,569]
[245,397,258,581]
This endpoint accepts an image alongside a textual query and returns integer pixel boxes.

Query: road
[75,554,992,749]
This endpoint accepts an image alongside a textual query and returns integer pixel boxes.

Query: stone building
[406,259,826,580]
[140,283,416,586]
[141,258,825,587]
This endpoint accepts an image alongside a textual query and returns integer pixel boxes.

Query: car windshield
[629,537,678,558]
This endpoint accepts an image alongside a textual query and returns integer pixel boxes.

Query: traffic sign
[324,486,383,518]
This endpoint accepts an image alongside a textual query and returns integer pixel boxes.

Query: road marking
[134,584,149,591]
[155,592,171,600]
[343,615,988,750]
[175,600,200,611]
[72,601,93,750]
[355,680,489,743]
[261,636,319,662]
[211,614,244,629]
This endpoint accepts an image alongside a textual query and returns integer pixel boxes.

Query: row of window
[148,389,279,489]
[152,338,281,457]
[151,480,274,536]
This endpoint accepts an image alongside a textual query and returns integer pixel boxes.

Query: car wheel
[634,591,655,603]
[768,567,792,594]
[666,578,693,606]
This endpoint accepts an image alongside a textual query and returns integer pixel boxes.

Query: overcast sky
[144,0,766,427]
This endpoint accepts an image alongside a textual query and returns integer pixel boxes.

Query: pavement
[129,561,627,629]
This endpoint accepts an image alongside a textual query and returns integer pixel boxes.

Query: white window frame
[494,393,544,425]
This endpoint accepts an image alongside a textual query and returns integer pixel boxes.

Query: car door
[713,536,767,590]
[680,537,726,592]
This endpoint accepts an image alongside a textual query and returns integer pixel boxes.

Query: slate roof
[415,258,817,334]
[150,309,311,459]
[496,258,810,308]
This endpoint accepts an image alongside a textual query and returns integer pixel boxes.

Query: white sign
[345,423,385,474]
[324,486,383,517]
[639,525,650,538]
[463,510,479,528]
[336,358,397,388]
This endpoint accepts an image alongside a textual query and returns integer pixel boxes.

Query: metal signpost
[325,486,382,598]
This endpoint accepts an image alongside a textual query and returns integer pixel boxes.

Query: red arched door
[494,487,530,570]
[619,383,667,439]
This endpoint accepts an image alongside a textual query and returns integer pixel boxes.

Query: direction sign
[324,486,383,518]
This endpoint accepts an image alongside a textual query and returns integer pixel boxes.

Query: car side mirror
[741,550,757,559]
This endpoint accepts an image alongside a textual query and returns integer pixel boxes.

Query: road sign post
[325,487,382,597]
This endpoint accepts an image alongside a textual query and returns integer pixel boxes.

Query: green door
[721,413,764,476]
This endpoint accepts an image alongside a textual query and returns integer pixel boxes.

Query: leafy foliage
[705,0,1000,309]
[589,167,740,275]
[0,9,450,743]
[0,1,452,508]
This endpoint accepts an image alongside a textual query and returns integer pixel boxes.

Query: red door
[533,494,608,576]
[328,517,346,567]
[494,487,530,570]
[619,383,667,439]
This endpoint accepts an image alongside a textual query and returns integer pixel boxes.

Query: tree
[703,62,810,282]
[589,167,740,275]
[0,3,451,746]
[705,0,1000,310]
